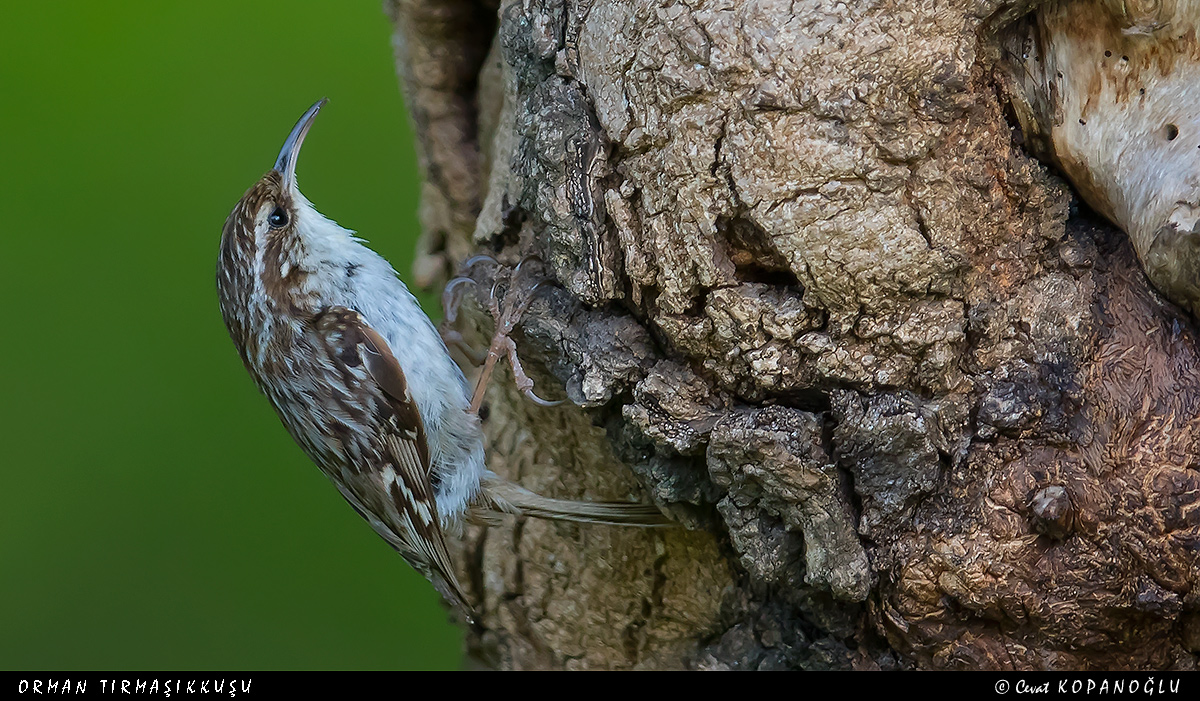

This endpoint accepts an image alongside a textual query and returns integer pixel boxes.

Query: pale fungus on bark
[1006,0,1200,316]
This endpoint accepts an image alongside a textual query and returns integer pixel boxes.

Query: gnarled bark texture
[387,0,1200,669]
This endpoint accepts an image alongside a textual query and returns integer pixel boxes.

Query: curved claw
[441,276,478,324]
[523,388,564,407]
[513,253,544,276]
[524,280,549,302]
[462,254,500,271]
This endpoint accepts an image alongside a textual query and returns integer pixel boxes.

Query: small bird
[216,99,665,613]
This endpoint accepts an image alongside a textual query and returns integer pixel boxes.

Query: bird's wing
[313,306,470,612]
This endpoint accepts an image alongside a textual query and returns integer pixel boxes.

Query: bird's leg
[467,256,562,415]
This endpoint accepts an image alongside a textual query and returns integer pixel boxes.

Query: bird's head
[218,98,345,337]
[220,97,328,252]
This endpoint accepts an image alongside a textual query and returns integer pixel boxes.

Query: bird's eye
[267,207,289,228]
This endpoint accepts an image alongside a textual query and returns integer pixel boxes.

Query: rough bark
[387,0,1200,670]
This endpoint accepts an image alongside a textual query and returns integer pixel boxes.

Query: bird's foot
[442,255,562,415]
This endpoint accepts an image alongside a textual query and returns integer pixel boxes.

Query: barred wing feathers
[314,306,470,612]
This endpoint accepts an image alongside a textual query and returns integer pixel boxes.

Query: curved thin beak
[273,98,328,188]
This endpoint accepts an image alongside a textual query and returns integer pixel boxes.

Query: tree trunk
[386,0,1200,670]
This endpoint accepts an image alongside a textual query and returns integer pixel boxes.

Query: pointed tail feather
[481,476,673,527]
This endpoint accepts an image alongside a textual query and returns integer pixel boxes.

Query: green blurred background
[0,2,463,669]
